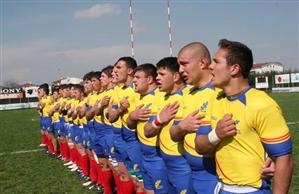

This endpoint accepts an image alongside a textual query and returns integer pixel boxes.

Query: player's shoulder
[246,88,279,110]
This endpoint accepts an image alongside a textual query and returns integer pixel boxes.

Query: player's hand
[100,96,111,108]
[261,157,275,179]
[130,104,151,121]
[178,109,205,133]
[159,102,180,125]
[120,98,129,112]
[215,114,237,140]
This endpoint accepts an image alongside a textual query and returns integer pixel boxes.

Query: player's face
[73,89,81,100]
[70,87,76,98]
[133,71,149,95]
[37,88,43,98]
[114,60,129,83]
[156,67,175,93]
[53,91,59,101]
[210,48,231,88]
[83,79,93,94]
[100,72,112,88]
[178,50,201,85]
[91,77,101,91]
[111,68,118,84]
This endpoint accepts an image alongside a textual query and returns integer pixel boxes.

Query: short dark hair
[101,66,113,77]
[156,57,179,73]
[116,56,137,69]
[83,71,94,81]
[218,39,253,78]
[39,83,49,95]
[72,84,84,93]
[135,63,157,80]
[90,71,101,80]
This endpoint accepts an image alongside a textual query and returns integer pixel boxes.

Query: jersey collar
[226,86,252,105]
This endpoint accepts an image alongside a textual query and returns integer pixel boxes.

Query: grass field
[0,92,298,193]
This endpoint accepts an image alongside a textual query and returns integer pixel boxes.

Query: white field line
[287,121,299,125]
[0,148,43,156]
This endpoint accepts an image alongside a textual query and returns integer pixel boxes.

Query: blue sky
[1,0,298,84]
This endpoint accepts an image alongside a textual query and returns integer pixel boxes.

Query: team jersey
[57,97,67,118]
[175,82,218,157]
[136,88,164,147]
[64,98,74,122]
[197,87,292,188]
[50,100,60,122]
[101,88,114,125]
[40,96,52,117]
[109,85,126,129]
[150,85,190,156]
[119,84,140,130]
[77,98,88,126]
[70,99,79,124]
[93,92,104,124]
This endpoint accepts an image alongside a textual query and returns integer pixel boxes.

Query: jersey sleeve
[196,97,213,135]
[254,102,292,157]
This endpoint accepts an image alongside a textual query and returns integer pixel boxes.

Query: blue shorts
[126,140,143,176]
[44,117,52,132]
[93,122,106,155]
[113,132,129,163]
[82,125,90,148]
[52,121,60,136]
[59,118,67,136]
[190,179,219,194]
[161,151,193,194]
[73,125,83,144]
[67,124,74,141]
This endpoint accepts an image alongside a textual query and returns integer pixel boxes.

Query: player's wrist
[208,130,221,146]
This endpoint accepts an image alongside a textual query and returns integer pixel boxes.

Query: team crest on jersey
[155,180,163,189]
[133,164,139,172]
[200,101,208,112]
[180,189,187,194]
[211,115,217,121]
[144,103,152,109]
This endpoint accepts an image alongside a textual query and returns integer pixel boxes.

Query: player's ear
[231,63,241,77]
[127,68,134,76]
[173,72,181,82]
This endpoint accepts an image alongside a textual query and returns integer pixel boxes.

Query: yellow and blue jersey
[92,92,104,124]
[50,101,60,122]
[40,96,52,117]
[78,98,88,126]
[102,88,114,125]
[174,82,218,180]
[119,84,140,130]
[136,88,164,148]
[109,85,123,130]
[197,87,292,188]
[150,85,190,156]
[70,99,79,124]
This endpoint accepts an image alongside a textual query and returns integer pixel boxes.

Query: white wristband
[152,121,161,129]
[208,130,221,145]
[157,114,162,124]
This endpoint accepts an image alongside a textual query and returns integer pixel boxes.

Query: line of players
[37,40,293,194]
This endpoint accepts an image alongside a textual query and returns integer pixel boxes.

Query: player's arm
[170,109,204,142]
[127,104,151,129]
[108,98,129,123]
[272,154,293,194]
[144,102,179,138]
[94,96,110,116]
[195,113,237,154]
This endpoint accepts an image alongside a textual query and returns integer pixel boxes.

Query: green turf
[0,92,298,193]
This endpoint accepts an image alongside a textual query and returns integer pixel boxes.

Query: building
[251,62,284,74]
